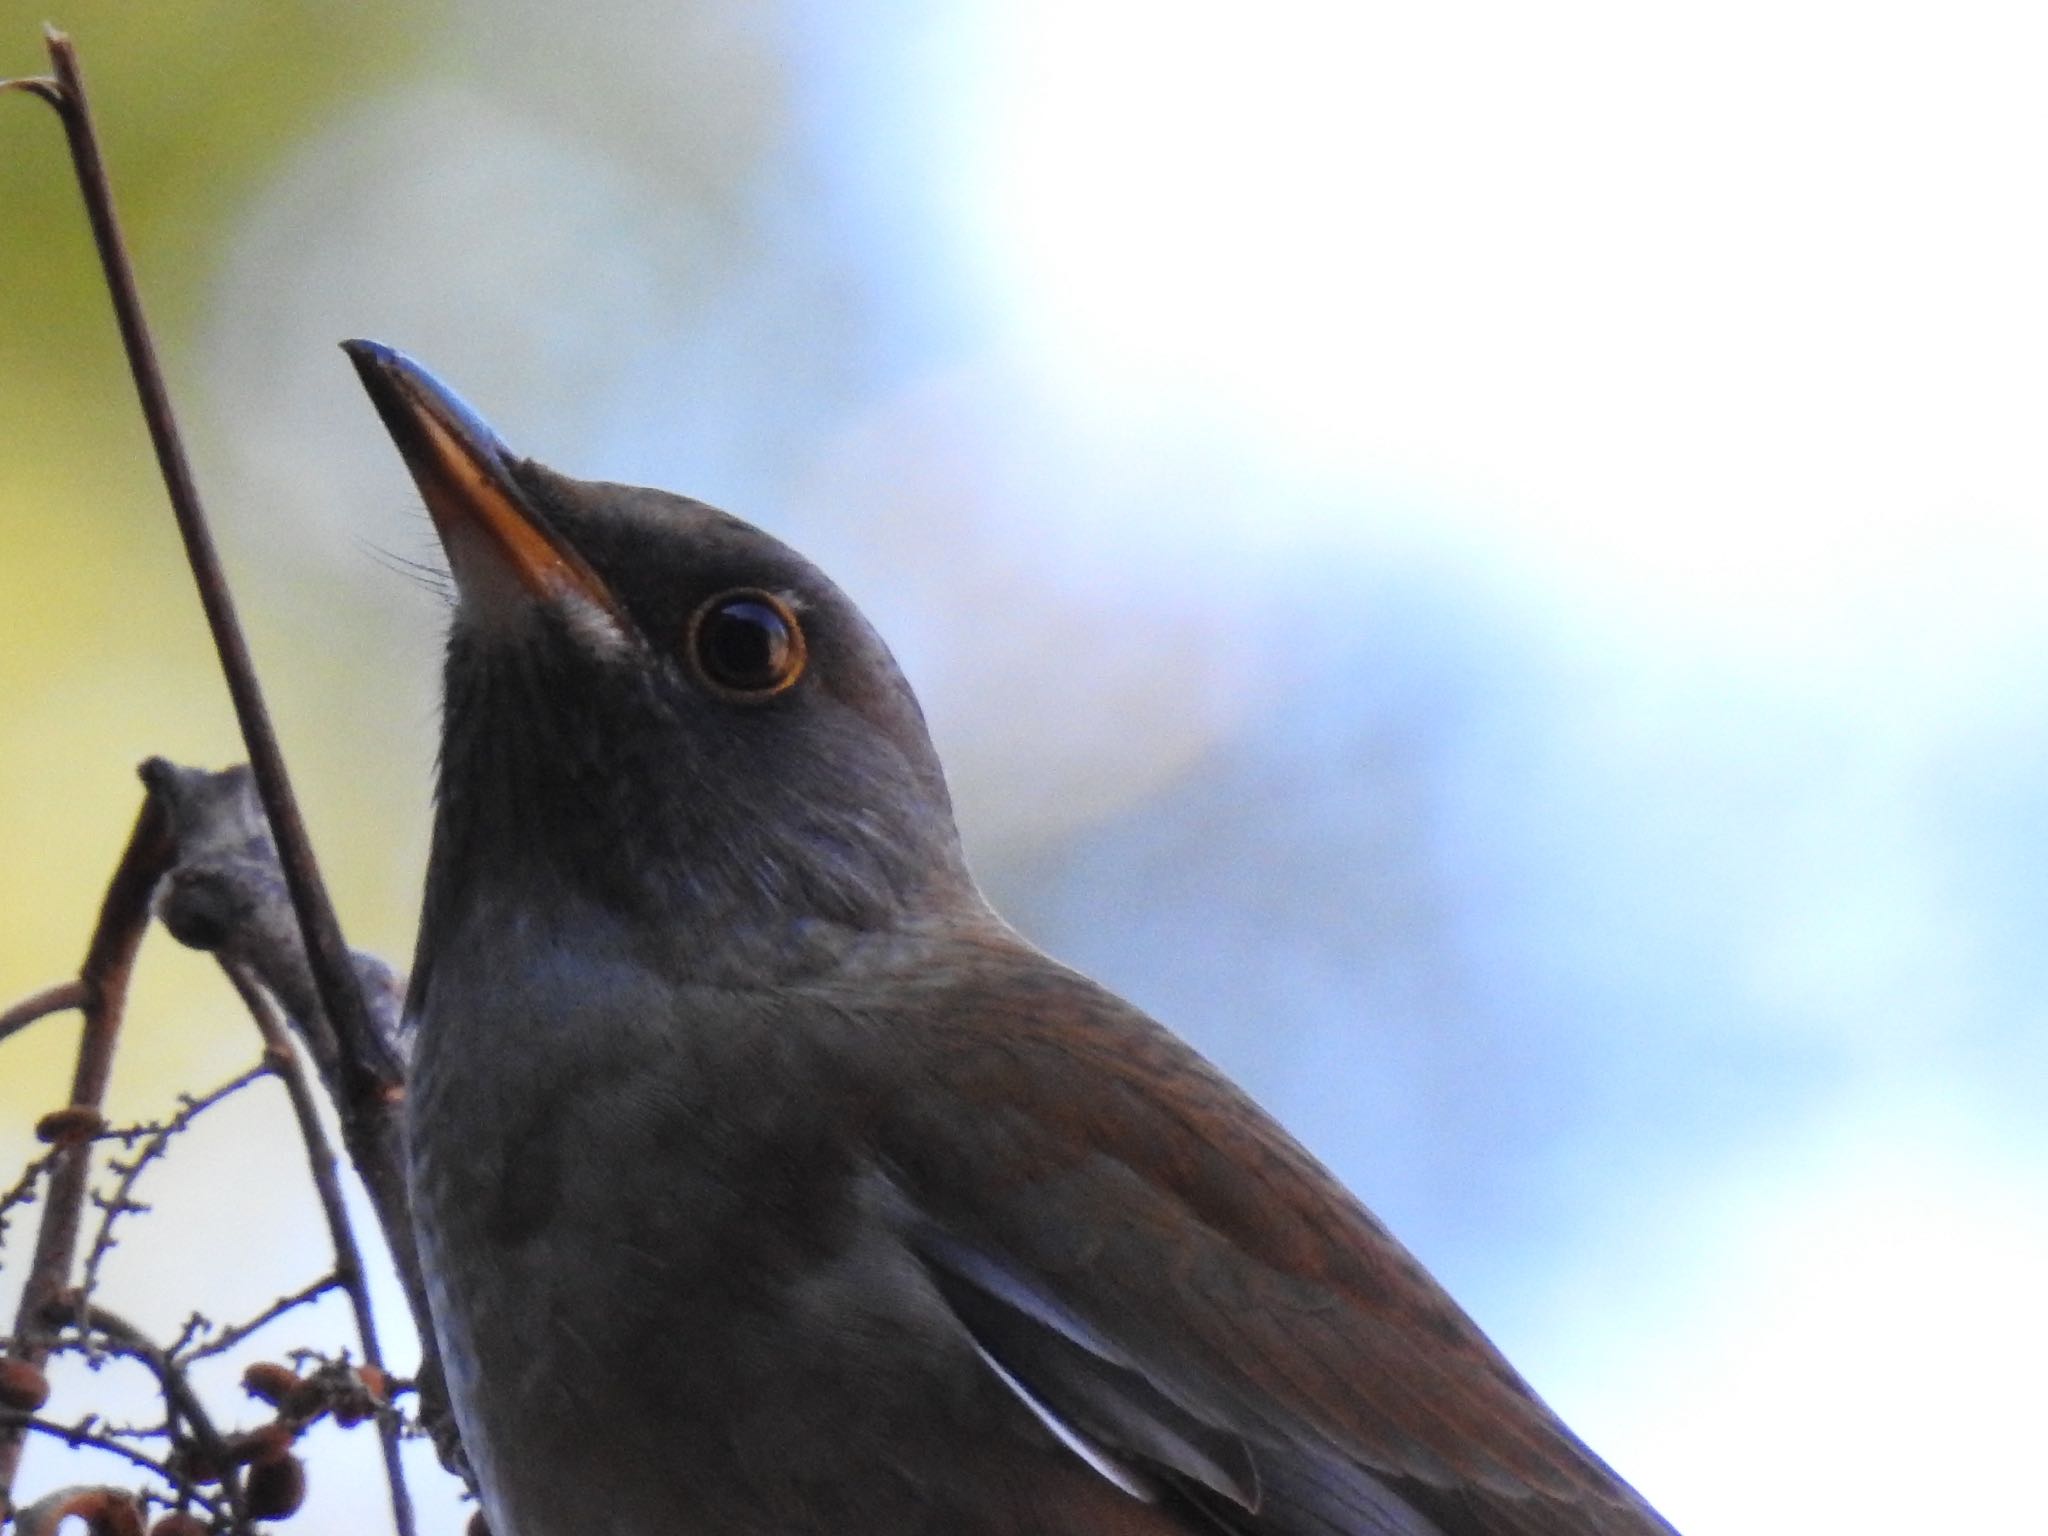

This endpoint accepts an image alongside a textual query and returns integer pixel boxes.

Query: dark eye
[687,589,807,698]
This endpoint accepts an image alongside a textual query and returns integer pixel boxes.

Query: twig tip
[0,74,62,107]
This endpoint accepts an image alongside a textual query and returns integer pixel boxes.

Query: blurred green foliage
[0,3,424,1100]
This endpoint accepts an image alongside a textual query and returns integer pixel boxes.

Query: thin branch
[0,796,173,1506]
[12,31,454,1516]
[0,981,88,1048]
[78,1067,271,1316]
[34,28,399,1103]
[43,1303,248,1527]
[22,41,428,1433]
[92,1421,172,1444]
[0,1415,226,1523]
[177,1274,342,1367]
[142,759,452,1488]
[221,963,416,1536]
[0,73,62,108]
[0,1150,62,1255]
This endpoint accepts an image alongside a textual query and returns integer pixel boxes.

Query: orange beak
[342,340,623,624]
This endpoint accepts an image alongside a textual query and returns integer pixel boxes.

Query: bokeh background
[5,3,2046,1532]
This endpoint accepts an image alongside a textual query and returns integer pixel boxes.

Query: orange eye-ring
[685,589,807,699]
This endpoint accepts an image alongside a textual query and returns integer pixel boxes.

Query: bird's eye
[686,589,807,699]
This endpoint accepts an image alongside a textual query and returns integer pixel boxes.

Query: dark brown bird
[344,338,1681,1536]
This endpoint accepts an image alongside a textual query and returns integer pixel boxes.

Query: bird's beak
[342,339,623,623]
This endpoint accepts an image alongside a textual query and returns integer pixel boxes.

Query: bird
[343,338,1682,1536]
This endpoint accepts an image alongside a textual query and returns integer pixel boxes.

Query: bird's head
[345,341,979,989]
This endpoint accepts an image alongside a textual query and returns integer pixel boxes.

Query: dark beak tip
[340,340,514,466]
[339,336,399,374]
[341,340,623,620]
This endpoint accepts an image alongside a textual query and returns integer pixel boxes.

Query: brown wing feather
[865,937,1678,1536]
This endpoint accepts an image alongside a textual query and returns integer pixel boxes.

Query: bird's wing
[865,946,1680,1536]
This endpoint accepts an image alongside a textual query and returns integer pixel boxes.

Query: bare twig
[91,1421,171,1445]
[7,31,452,1522]
[140,761,429,1350]
[220,963,416,1536]
[0,982,88,1049]
[14,65,435,1501]
[23,28,400,1104]
[0,798,173,1507]
[0,1417,226,1524]
[43,1303,248,1527]
[177,1273,343,1367]
[144,759,459,1495]
[0,1151,62,1254]
[0,72,61,109]
[78,1067,270,1317]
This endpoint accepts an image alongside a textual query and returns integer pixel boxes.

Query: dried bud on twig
[222,1422,294,1468]
[147,1515,208,1536]
[333,1361,390,1427]
[467,1510,492,1536]
[164,1442,223,1487]
[244,1452,307,1519]
[241,1359,302,1407]
[12,1486,144,1536]
[34,1105,107,1145]
[0,1357,51,1412]
[281,1375,330,1423]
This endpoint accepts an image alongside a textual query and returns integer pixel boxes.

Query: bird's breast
[401,952,935,1530]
